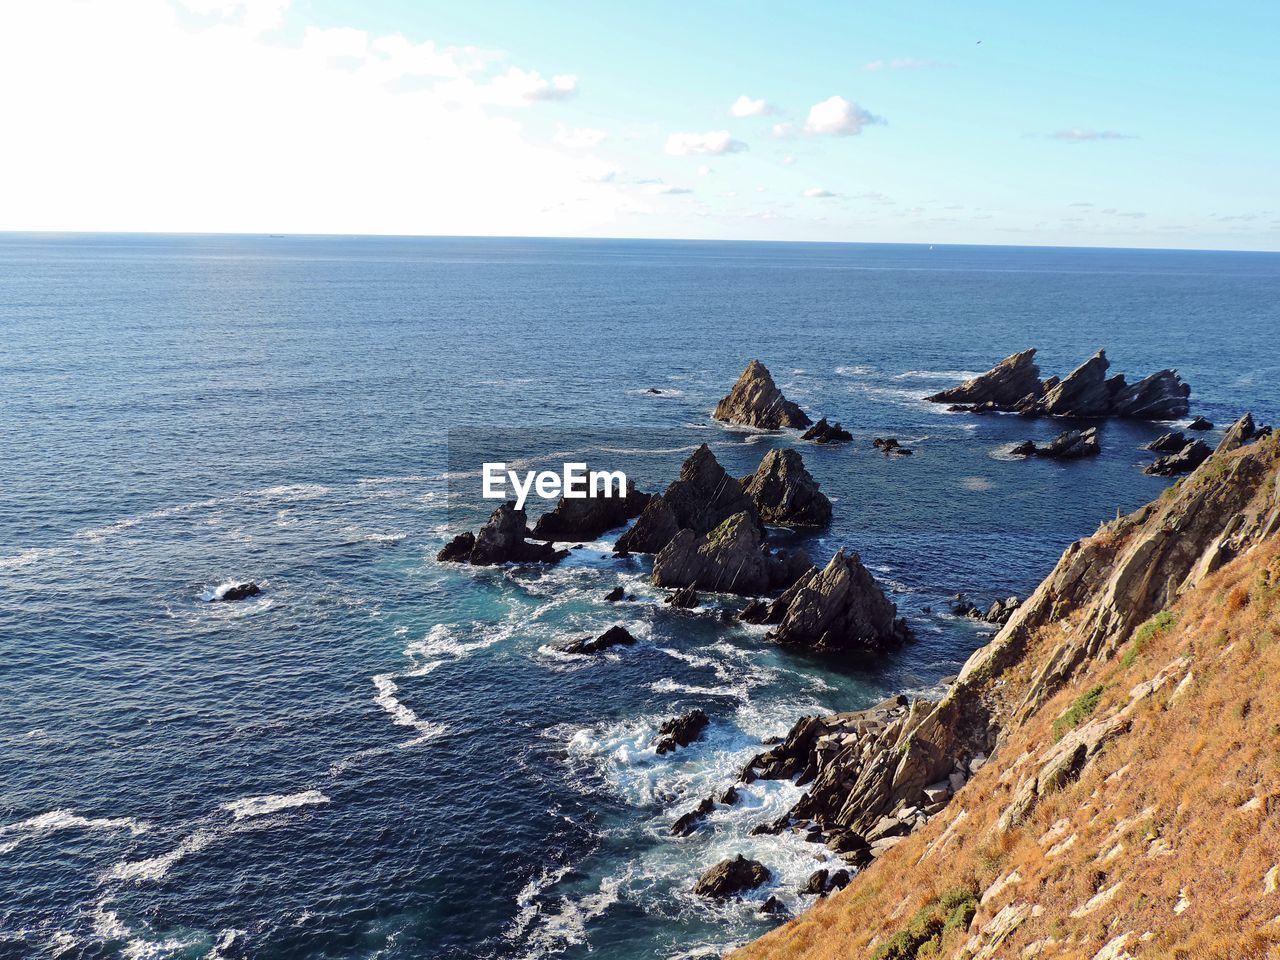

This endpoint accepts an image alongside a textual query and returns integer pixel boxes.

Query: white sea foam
[372,673,448,746]
[834,364,873,376]
[106,829,214,883]
[0,809,149,854]
[0,546,65,571]
[892,369,983,380]
[220,790,330,821]
[510,873,625,960]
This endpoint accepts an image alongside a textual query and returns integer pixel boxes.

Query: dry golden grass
[735,539,1280,960]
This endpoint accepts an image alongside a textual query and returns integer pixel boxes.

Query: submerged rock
[713,360,811,429]
[925,348,1042,408]
[213,581,260,602]
[557,625,638,655]
[741,448,832,527]
[530,481,650,541]
[1144,439,1211,476]
[765,550,908,654]
[652,512,810,596]
[801,417,853,444]
[438,502,568,566]
[1009,440,1038,458]
[693,855,771,898]
[615,445,759,554]
[655,708,709,754]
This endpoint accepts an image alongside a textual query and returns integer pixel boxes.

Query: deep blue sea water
[2,234,1278,960]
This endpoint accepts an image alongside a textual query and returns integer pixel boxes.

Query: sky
[1,0,1277,249]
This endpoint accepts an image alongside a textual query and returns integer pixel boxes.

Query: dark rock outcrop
[1215,412,1257,455]
[713,360,811,429]
[671,797,715,837]
[1041,350,1114,417]
[652,512,810,596]
[666,585,699,608]
[741,448,832,527]
[1144,439,1211,476]
[655,708,709,754]
[800,870,829,895]
[1147,430,1188,452]
[615,445,759,554]
[438,502,568,565]
[214,582,260,602]
[763,550,908,653]
[557,625,637,655]
[801,418,853,444]
[1009,440,1038,458]
[1011,428,1100,460]
[759,895,790,917]
[531,481,650,541]
[693,855,771,898]
[1188,415,1213,431]
[1111,369,1191,420]
[738,598,770,623]
[925,349,1042,408]
[603,587,626,602]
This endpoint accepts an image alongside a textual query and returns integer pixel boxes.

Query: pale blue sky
[3,1,1277,248]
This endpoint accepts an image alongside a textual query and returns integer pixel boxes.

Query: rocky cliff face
[438,502,568,565]
[651,511,810,595]
[714,360,812,429]
[741,448,833,527]
[925,348,1042,408]
[734,429,1280,960]
[530,480,650,541]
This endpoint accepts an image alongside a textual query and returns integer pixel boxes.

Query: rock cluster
[951,594,1021,625]
[713,360,812,429]
[740,448,833,526]
[693,855,771,898]
[801,418,852,444]
[655,708,709,754]
[214,581,260,602]
[1010,427,1100,460]
[437,502,568,565]
[530,481,650,541]
[739,550,908,654]
[652,512,811,596]
[615,445,758,554]
[1144,439,1211,476]
[929,348,1192,420]
[557,625,637,655]
[873,437,912,456]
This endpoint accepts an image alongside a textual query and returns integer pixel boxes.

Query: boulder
[713,360,812,429]
[1188,415,1213,431]
[603,587,626,602]
[765,550,909,654]
[1042,350,1113,417]
[666,585,699,608]
[655,708,710,754]
[738,598,771,624]
[1144,440,1211,476]
[718,786,739,805]
[652,512,811,596]
[214,581,260,602]
[615,445,759,554]
[759,895,790,917]
[872,437,899,451]
[741,448,833,527]
[1111,369,1191,420]
[801,418,853,444]
[827,868,852,891]
[440,502,568,565]
[1147,431,1188,452]
[692,855,771,898]
[530,481,650,541]
[1215,412,1257,455]
[925,349,1042,408]
[1009,440,1038,457]
[1038,427,1101,459]
[557,625,638,655]
[800,869,829,895]
[671,796,715,837]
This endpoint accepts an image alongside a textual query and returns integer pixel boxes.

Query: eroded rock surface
[926,349,1042,409]
[693,855,771,898]
[801,418,853,444]
[740,448,832,527]
[655,708,709,754]
[714,360,811,429]
[763,550,908,653]
[531,481,650,541]
[652,511,810,595]
[557,625,638,655]
[438,502,568,565]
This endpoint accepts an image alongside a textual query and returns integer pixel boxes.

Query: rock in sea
[655,708,709,754]
[800,417,852,444]
[740,448,832,527]
[763,550,908,654]
[713,359,811,429]
[651,511,810,596]
[557,625,638,655]
[692,854,771,898]
[925,348,1042,408]
[437,502,568,566]
[530,480,650,542]
[214,581,260,602]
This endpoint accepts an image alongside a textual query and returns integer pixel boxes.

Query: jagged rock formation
[655,708,709,754]
[734,428,1280,960]
[1144,438,1210,475]
[438,502,568,565]
[1215,411,1257,454]
[557,625,637,655]
[530,481,650,541]
[740,448,832,526]
[1012,427,1101,460]
[873,437,913,456]
[651,511,810,596]
[750,550,908,653]
[671,797,715,837]
[714,360,812,429]
[1188,415,1213,430]
[926,349,1042,408]
[665,585,699,608]
[615,444,759,554]
[694,855,771,898]
[927,348,1191,420]
[1147,430,1187,452]
[801,418,853,444]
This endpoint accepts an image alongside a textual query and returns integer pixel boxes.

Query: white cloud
[177,0,288,34]
[648,184,693,195]
[803,188,836,198]
[1048,129,1138,141]
[804,96,880,136]
[578,156,624,183]
[771,122,796,139]
[0,1,637,235]
[554,124,608,149]
[782,155,797,166]
[863,57,948,71]
[730,95,772,117]
[665,130,748,156]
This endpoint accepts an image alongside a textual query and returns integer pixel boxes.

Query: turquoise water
[2,235,1277,959]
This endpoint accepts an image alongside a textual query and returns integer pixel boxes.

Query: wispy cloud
[862,57,950,71]
[1048,129,1138,141]
[648,184,693,195]
[803,188,836,198]
[803,96,881,136]
[665,130,748,156]
[730,95,772,117]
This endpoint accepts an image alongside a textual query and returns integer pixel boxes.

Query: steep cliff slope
[735,425,1280,959]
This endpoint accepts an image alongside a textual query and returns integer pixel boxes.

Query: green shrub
[1053,684,1106,740]
[1121,610,1179,668]
[869,886,979,960]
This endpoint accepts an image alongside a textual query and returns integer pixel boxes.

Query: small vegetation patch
[1121,610,1179,668]
[1053,684,1106,741]
[869,885,979,960]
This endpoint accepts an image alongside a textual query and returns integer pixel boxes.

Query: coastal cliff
[735,428,1280,958]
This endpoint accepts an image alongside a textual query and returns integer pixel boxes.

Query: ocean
[2,234,1278,959]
